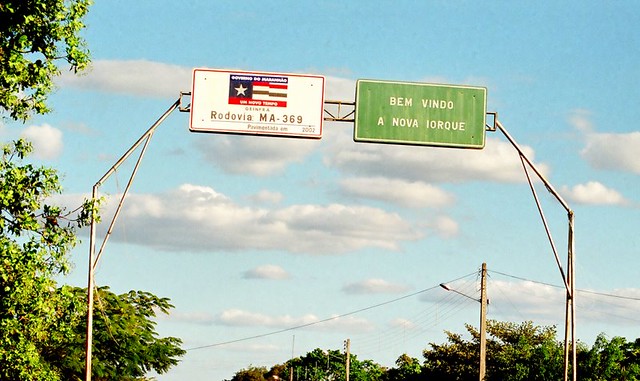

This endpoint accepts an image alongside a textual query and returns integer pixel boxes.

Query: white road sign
[190,68,325,138]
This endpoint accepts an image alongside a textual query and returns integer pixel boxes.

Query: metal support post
[84,97,181,381]
[489,114,576,381]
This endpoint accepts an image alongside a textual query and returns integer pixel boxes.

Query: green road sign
[354,80,487,149]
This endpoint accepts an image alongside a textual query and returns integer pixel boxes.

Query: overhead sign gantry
[85,68,576,381]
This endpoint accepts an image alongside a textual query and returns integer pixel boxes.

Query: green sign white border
[354,79,488,149]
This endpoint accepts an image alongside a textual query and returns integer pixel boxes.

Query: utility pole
[290,335,295,381]
[479,263,487,381]
[344,339,350,381]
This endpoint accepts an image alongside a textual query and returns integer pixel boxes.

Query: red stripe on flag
[253,82,288,89]
[228,98,287,107]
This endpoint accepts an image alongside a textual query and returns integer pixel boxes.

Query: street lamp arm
[439,283,480,303]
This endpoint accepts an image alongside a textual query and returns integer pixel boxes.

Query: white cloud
[340,177,454,208]
[431,279,640,328]
[21,123,63,160]
[56,60,357,103]
[568,109,595,133]
[62,121,95,135]
[195,135,319,176]
[486,280,566,322]
[421,278,564,325]
[225,342,280,353]
[581,131,640,174]
[215,309,374,332]
[578,288,640,326]
[568,109,640,174]
[250,190,284,204]
[342,279,411,295]
[431,216,459,238]
[324,75,356,101]
[243,264,290,280]
[57,59,192,98]
[324,126,549,184]
[560,181,629,206]
[216,309,301,327]
[389,318,417,330]
[90,183,426,255]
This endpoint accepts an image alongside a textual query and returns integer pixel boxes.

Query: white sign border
[190,68,325,139]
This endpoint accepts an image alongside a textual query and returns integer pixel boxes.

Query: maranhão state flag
[228,74,288,107]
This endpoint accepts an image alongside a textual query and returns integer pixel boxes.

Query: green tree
[47,286,186,381]
[349,357,384,381]
[422,320,564,381]
[384,354,422,381]
[422,329,477,381]
[0,0,92,121]
[482,321,563,381]
[266,363,289,381]
[230,366,269,381]
[579,334,640,381]
[282,348,383,381]
[621,338,640,379]
[294,348,344,381]
[0,139,93,380]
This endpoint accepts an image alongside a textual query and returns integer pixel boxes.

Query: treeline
[229,320,640,381]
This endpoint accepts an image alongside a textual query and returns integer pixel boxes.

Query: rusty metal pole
[84,98,181,381]
[569,212,577,381]
[84,184,98,381]
[493,117,575,381]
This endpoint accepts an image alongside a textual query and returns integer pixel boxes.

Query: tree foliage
[230,329,640,381]
[384,354,422,381]
[579,334,640,381]
[0,140,185,380]
[421,320,640,381]
[350,357,385,381]
[230,365,270,381]
[0,139,91,380]
[422,320,564,381]
[287,348,347,381]
[235,347,386,381]
[0,0,92,121]
[422,329,478,381]
[483,320,564,381]
[48,286,186,381]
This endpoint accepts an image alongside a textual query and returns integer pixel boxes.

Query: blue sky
[3,1,640,380]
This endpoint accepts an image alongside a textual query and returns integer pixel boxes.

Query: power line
[489,269,640,301]
[186,269,639,352]
[354,275,478,357]
[186,271,477,351]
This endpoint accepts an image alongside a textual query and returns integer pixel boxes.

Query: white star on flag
[235,84,247,96]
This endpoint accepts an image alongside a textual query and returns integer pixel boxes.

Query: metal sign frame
[85,83,576,381]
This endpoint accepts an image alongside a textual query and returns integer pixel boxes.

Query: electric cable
[186,271,477,351]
